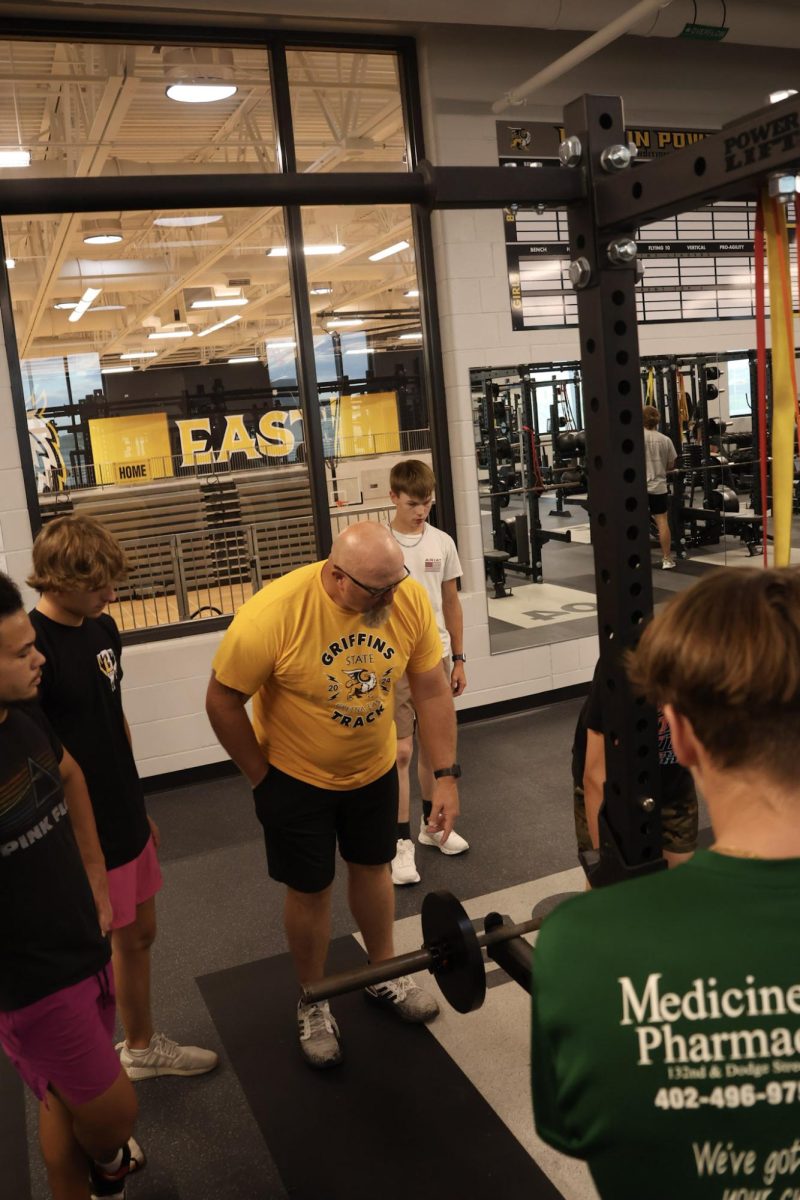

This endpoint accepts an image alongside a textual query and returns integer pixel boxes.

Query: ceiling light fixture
[310,286,333,295]
[120,351,158,360]
[5,257,15,269]
[84,232,123,245]
[228,355,259,363]
[54,301,78,310]
[164,47,238,104]
[190,297,248,309]
[266,340,296,349]
[100,365,135,375]
[197,314,241,338]
[399,332,423,340]
[369,240,410,262]
[154,214,223,227]
[345,347,376,354]
[147,328,194,340]
[268,244,345,257]
[92,304,127,312]
[404,289,419,298]
[327,318,364,327]
[68,287,102,323]
[769,89,798,104]
[0,148,31,168]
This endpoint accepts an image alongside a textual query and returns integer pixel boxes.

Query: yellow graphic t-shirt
[211,561,443,789]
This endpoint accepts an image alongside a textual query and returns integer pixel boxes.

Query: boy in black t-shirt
[0,572,144,1199]
[29,516,217,1083]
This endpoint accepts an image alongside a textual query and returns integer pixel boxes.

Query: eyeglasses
[334,563,410,597]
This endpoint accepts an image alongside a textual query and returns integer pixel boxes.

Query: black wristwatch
[433,763,462,780]
[452,653,466,663]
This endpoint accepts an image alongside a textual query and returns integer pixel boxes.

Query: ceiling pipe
[492,0,675,114]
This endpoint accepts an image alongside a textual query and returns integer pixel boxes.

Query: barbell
[302,890,540,1014]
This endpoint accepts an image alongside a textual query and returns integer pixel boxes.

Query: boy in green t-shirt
[532,567,800,1199]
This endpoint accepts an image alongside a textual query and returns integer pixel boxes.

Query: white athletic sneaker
[391,838,421,885]
[365,975,439,1023]
[297,999,343,1068]
[116,1032,218,1080]
[661,557,676,570]
[418,818,470,856]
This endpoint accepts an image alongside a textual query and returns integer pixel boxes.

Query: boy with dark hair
[29,515,217,1083]
[0,570,143,1199]
[532,567,800,1199]
[388,459,468,885]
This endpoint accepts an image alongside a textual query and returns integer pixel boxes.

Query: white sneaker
[661,557,676,570]
[418,818,469,856]
[297,999,343,1068]
[116,1032,218,1080]
[391,838,420,885]
[365,975,439,1023]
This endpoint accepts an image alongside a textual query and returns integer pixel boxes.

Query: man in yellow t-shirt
[205,522,461,1069]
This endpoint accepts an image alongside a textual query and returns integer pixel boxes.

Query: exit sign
[680,22,729,40]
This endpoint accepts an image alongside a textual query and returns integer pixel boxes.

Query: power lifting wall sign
[495,121,797,333]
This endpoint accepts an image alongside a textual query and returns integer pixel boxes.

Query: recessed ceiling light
[166,83,238,104]
[197,314,241,338]
[84,232,123,245]
[327,318,364,327]
[120,351,158,360]
[101,365,135,374]
[404,289,419,298]
[54,301,78,310]
[399,332,423,340]
[268,244,345,257]
[0,149,31,168]
[310,286,333,295]
[190,297,248,309]
[369,240,410,262]
[147,328,194,340]
[228,355,259,363]
[68,287,102,323]
[154,215,223,228]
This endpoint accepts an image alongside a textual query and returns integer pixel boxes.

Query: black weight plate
[421,890,486,1014]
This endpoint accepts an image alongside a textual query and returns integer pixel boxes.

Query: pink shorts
[107,835,163,930]
[0,964,120,1105]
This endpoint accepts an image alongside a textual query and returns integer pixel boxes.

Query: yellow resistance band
[762,193,798,567]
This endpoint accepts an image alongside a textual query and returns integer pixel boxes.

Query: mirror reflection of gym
[474,350,784,655]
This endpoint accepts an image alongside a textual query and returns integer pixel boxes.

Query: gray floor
[15,696,709,1199]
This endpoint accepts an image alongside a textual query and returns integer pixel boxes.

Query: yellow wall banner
[331,392,400,457]
[174,409,303,466]
[88,413,174,485]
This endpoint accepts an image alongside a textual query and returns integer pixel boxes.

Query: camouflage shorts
[573,781,698,854]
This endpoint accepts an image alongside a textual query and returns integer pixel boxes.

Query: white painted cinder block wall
[0,23,793,776]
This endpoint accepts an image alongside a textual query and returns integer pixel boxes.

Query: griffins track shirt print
[212,561,442,790]
[531,851,800,1199]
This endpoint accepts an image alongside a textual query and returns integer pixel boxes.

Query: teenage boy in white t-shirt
[388,460,469,885]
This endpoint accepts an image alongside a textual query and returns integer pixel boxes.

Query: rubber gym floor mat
[0,1053,30,1200]
[198,936,565,1200]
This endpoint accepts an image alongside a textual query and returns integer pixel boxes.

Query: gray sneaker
[365,975,440,1023]
[116,1032,218,1080]
[297,999,343,1068]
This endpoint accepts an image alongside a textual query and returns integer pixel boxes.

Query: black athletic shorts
[252,764,398,893]
[648,492,669,515]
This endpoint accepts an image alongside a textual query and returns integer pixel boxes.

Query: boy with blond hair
[29,515,217,1083]
[532,567,800,1198]
[388,459,468,885]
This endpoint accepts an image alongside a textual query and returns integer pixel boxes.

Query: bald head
[331,522,404,580]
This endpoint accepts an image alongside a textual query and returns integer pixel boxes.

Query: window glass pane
[287,48,407,173]
[298,203,431,515]
[4,205,316,632]
[0,40,275,178]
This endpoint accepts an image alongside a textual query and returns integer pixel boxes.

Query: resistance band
[762,193,798,567]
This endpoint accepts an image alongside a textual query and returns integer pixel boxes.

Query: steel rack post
[562,94,664,886]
